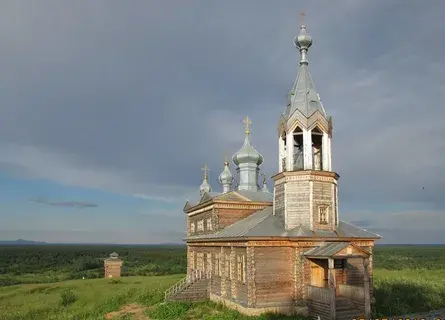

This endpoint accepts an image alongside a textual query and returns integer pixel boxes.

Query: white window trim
[318,205,329,224]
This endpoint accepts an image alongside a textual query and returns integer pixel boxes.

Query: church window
[237,255,246,283]
[197,252,204,271]
[190,222,195,233]
[206,253,212,273]
[191,251,195,270]
[319,205,328,224]
[197,220,204,231]
[215,253,220,276]
[206,218,212,231]
[311,127,323,171]
[226,254,231,279]
[293,127,304,171]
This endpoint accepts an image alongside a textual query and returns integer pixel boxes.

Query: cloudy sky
[0,1,444,244]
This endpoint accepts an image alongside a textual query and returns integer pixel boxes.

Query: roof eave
[185,236,380,243]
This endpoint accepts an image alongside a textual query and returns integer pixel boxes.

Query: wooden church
[165,20,380,320]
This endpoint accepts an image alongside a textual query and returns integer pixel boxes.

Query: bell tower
[272,19,339,231]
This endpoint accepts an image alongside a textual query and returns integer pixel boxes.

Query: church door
[311,264,325,287]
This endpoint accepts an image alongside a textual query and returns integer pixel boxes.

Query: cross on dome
[243,116,252,135]
[201,164,210,179]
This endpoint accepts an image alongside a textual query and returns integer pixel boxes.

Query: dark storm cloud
[0,1,444,237]
[29,197,98,208]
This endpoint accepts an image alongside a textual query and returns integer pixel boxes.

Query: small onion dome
[219,161,234,185]
[232,135,264,166]
[199,178,211,195]
[294,24,312,50]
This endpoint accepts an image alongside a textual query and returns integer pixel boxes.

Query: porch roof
[303,242,370,259]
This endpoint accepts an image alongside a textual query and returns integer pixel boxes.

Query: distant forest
[1,244,445,286]
[0,244,186,286]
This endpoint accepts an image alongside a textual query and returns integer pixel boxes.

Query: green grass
[1,270,445,319]
[2,245,445,319]
[147,301,305,320]
[372,268,445,317]
[0,275,183,320]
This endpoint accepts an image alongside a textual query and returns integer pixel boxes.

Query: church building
[165,21,380,320]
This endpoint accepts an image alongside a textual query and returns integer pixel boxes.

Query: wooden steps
[335,297,363,320]
[165,278,209,302]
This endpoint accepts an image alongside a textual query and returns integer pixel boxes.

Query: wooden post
[363,258,371,318]
[328,258,336,320]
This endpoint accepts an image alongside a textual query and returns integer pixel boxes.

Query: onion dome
[232,116,263,166]
[219,159,234,193]
[199,164,212,196]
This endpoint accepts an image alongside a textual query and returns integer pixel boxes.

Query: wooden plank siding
[217,207,266,229]
[253,247,294,307]
[311,181,336,231]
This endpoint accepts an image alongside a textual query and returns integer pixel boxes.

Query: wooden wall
[311,180,336,231]
[253,246,294,307]
[217,207,265,229]
[189,245,248,307]
[188,209,213,237]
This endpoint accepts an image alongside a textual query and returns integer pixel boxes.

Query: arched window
[293,127,304,170]
[311,127,323,171]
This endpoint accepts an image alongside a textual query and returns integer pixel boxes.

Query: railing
[164,269,211,301]
[339,284,364,302]
[307,285,331,304]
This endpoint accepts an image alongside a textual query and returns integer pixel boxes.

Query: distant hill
[0,239,47,245]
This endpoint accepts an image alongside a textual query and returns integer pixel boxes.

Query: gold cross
[201,164,210,178]
[243,116,252,135]
[300,11,306,25]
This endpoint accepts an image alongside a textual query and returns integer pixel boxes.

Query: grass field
[1,244,445,319]
[0,275,298,320]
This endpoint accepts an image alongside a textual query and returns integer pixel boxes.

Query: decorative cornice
[286,109,329,133]
[272,170,340,183]
[187,201,271,217]
[214,203,271,210]
[187,205,214,217]
[185,238,377,246]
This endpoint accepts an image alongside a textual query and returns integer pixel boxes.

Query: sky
[0,1,444,244]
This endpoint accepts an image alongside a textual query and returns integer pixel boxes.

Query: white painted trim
[303,129,313,170]
[309,181,313,229]
[335,184,339,226]
[331,183,336,226]
[286,132,293,171]
[284,182,287,228]
[328,137,332,171]
[322,132,329,171]
[187,204,214,217]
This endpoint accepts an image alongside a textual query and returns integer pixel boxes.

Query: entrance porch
[304,242,371,320]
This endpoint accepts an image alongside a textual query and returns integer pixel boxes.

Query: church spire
[294,12,312,66]
[278,17,332,173]
[232,117,263,191]
[199,164,212,196]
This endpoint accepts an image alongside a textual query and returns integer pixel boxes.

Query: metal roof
[303,242,350,257]
[185,207,380,241]
[186,190,273,209]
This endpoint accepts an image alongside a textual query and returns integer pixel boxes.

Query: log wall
[253,246,293,307]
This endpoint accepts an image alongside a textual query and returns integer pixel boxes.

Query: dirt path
[105,303,150,320]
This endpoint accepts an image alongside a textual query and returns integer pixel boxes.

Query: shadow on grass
[373,278,445,317]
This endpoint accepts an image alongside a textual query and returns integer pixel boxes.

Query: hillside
[0,275,296,320]
[1,245,445,319]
